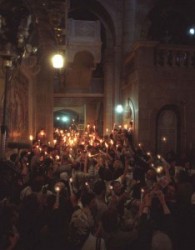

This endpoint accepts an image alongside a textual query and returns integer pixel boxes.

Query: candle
[156,166,163,174]
[55,186,60,208]
[69,178,73,195]
[29,135,33,142]
[55,155,60,160]
[141,188,144,203]
[124,124,128,130]
[40,130,45,136]
[162,136,167,142]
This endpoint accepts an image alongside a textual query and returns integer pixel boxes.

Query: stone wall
[123,41,195,155]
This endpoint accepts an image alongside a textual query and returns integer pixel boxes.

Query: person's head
[165,183,176,201]
[151,231,172,250]
[10,153,18,163]
[20,151,28,162]
[112,181,122,196]
[146,169,157,181]
[93,179,106,196]
[31,175,45,192]
[113,159,123,170]
[145,169,157,189]
[81,191,96,211]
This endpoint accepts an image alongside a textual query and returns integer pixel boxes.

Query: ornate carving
[7,68,29,140]
[20,56,40,79]
[67,19,102,64]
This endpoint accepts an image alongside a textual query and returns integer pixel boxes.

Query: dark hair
[93,180,106,195]
[10,153,18,162]
[20,151,28,160]
[80,191,95,207]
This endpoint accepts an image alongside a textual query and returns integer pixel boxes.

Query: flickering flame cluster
[28,123,169,175]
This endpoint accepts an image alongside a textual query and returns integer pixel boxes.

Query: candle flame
[29,135,33,141]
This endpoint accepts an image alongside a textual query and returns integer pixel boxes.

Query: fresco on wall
[7,69,29,141]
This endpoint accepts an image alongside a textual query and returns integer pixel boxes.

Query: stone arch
[69,0,116,47]
[65,50,95,91]
[73,50,95,69]
[155,104,181,156]
[54,108,81,129]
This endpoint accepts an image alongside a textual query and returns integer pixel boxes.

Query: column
[35,53,54,143]
[103,48,114,133]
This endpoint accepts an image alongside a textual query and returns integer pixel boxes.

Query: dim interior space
[0,1,195,250]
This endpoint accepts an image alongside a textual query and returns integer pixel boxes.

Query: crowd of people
[0,125,195,250]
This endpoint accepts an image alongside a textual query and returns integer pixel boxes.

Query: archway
[156,105,181,157]
[53,0,117,135]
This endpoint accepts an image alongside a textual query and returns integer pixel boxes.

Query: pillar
[103,48,114,133]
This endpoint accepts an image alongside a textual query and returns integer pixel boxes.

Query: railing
[123,41,195,84]
[54,77,104,94]
[154,46,195,67]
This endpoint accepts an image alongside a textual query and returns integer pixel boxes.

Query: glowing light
[55,186,60,192]
[62,116,69,122]
[51,54,64,69]
[29,135,33,141]
[40,130,45,136]
[124,124,128,129]
[55,155,60,160]
[189,28,195,35]
[115,104,124,114]
[156,166,163,174]
[162,136,167,142]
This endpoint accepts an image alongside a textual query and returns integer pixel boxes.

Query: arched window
[156,105,180,156]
